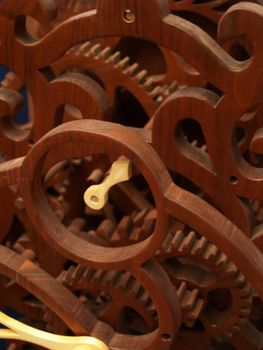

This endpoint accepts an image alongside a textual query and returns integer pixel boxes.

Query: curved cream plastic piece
[84,157,132,210]
[0,311,109,350]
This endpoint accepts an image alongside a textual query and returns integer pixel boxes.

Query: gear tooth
[191,297,205,319]
[169,80,178,93]
[79,41,92,54]
[106,51,121,65]
[191,236,208,256]
[144,77,155,89]
[134,69,148,84]
[133,208,149,226]
[54,201,70,220]
[155,94,165,103]
[53,183,67,194]
[97,219,116,241]
[214,252,228,269]
[178,231,196,253]
[149,85,161,98]
[137,289,150,305]
[128,227,141,241]
[223,261,238,277]
[117,271,134,292]
[92,270,101,283]
[181,288,199,310]
[124,62,139,76]
[68,218,86,234]
[13,242,24,254]
[71,264,86,284]
[183,297,204,328]
[232,271,246,286]
[64,266,76,286]
[145,298,155,312]
[67,44,81,55]
[158,232,174,254]
[160,84,169,93]
[178,285,205,328]
[239,282,252,298]
[102,271,113,285]
[57,270,67,283]
[87,168,104,185]
[96,46,112,60]
[99,271,109,285]
[177,281,187,300]
[115,56,130,70]
[93,269,107,284]
[83,267,96,281]
[114,215,133,241]
[201,144,208,152]
[136,217,155,241]
[89,43,102,58]
[108,271,122,287]
[161,84,173,99]
[78,268,89,284]
[156,83,176,102]
[202,244,219,262]
[127,280,142,298]
[171,230,185,251]
[22,249,35,260]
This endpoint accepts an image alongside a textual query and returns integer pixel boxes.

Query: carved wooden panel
[0,0,263,349]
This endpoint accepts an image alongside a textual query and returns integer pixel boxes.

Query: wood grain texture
[0,1,262,349]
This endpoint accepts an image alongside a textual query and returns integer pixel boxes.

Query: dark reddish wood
[0,1,263,349]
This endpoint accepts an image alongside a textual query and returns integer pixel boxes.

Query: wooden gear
[0,0,263,349]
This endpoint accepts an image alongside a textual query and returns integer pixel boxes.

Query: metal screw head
[123,9,135,23]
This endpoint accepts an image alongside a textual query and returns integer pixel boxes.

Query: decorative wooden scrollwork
[0,0,263,349]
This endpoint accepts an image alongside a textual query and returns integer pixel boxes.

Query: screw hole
[123,9,135,23]
[90,195,99,203]
[28,139,34,146]
[230,176,238,185]
[161,333,172,342]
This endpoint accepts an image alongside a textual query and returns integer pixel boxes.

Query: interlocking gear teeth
[54,263,204,331]
[116,56,130,70]
[105,51,122,65]
[124,62,139,76]
[143,76,155,89]
[134,69,148,84]
[45,158,253,339]
[94,208,155,245]
[52,41,179,113]
[8,234,36,262]
[177,230,197,253]
[54,266,158,331]
[157,225,253,337]
[42,158,253,341]
[114,271,133,292]
[97,46,112,61]
[176,282,205,327]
